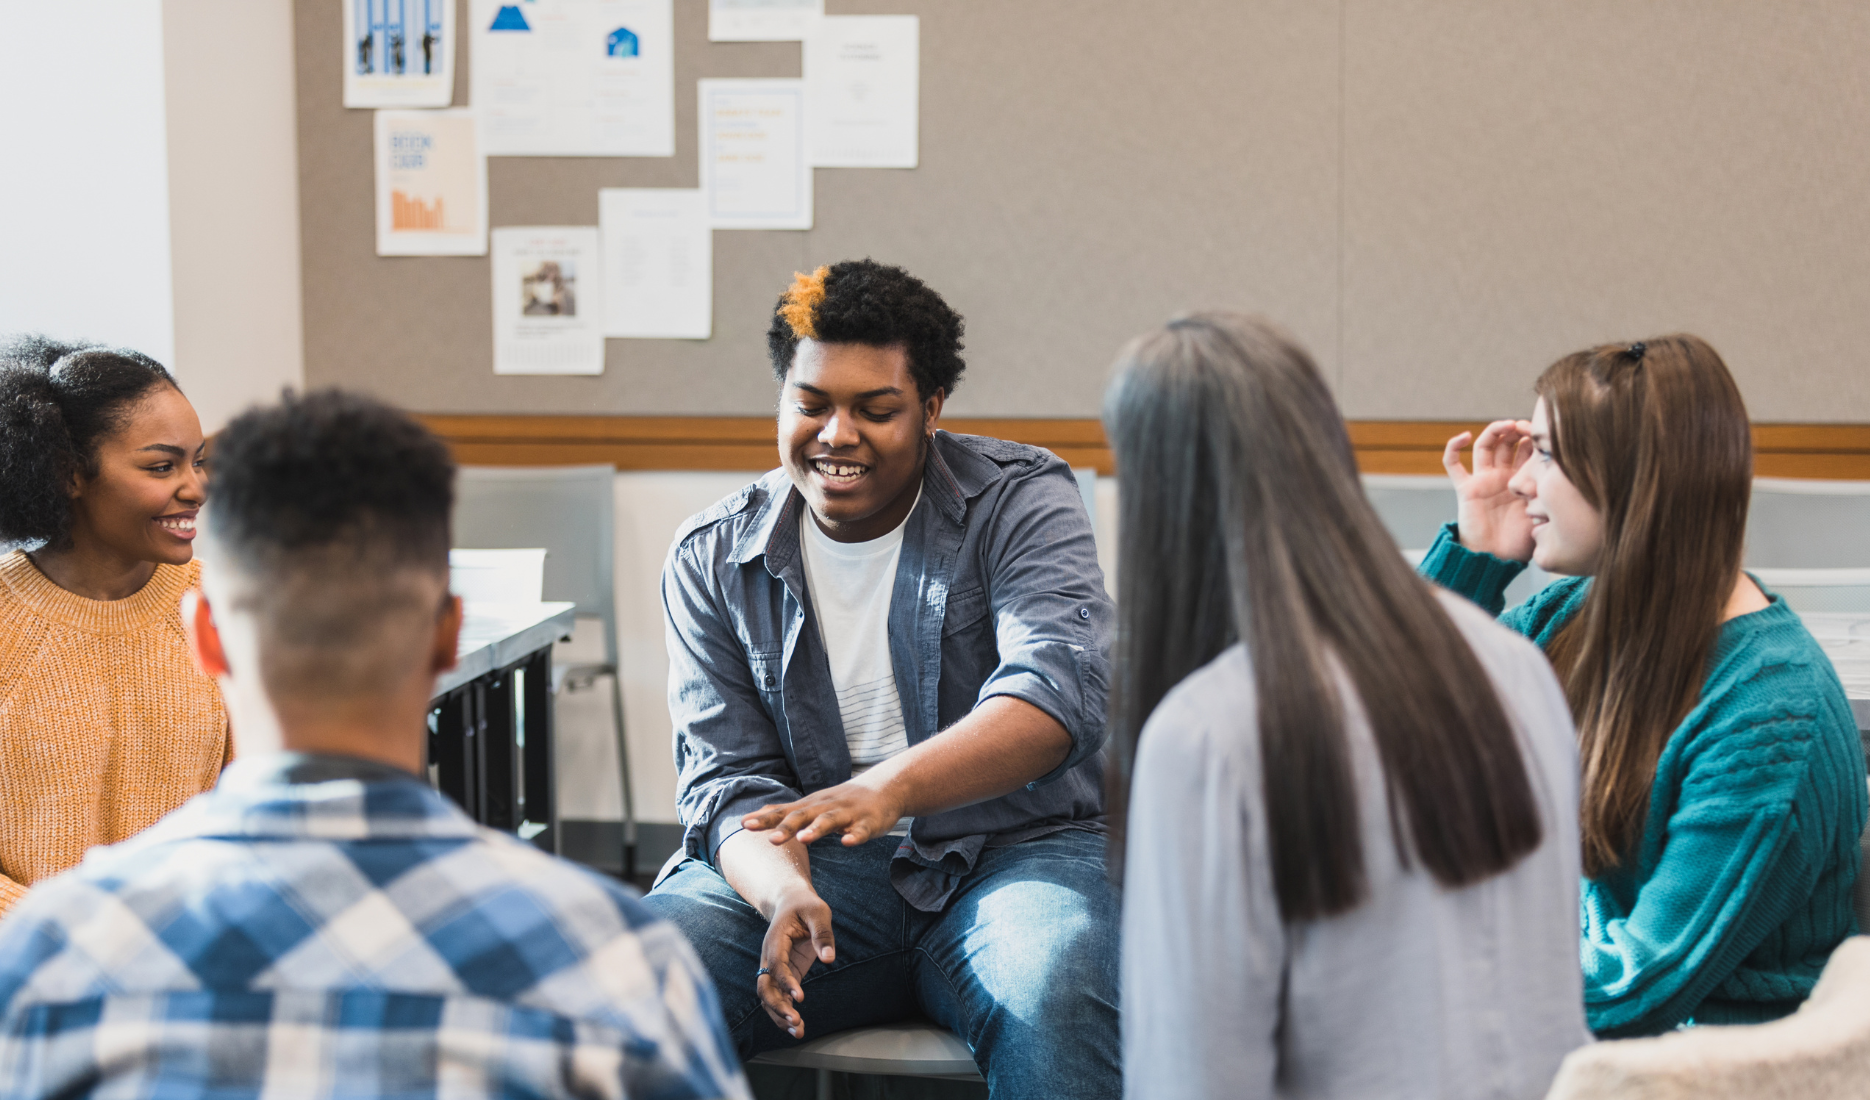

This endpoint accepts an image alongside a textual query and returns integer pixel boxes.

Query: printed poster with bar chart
[374,109,487,256]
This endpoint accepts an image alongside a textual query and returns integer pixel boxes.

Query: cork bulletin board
[296,0,1870,423]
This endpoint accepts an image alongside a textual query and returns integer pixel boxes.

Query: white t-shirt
[799,491,920,836]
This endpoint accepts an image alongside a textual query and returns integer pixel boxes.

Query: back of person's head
[766,259,966,400]
[203,390,455,706]
[0,334,179,547]
[1102,312,1543,921]
[1536,335,1751,875]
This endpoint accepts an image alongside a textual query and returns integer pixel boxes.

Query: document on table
[374,110,487,256]
[345,0,455,107]
[708,0,822,42]
[471,0,674,157]
[698,79,812,230]
[600,189,712,339]
[805,15,918,168]
[491,227,605,374]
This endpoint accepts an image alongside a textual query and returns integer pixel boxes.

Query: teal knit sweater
[1421,523,1867,1037]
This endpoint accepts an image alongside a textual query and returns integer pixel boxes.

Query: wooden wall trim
[417,415,1870,480]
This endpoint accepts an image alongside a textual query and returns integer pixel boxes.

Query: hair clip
[1627,341,1647,361]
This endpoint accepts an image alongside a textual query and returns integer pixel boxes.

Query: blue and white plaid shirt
[0,754,751,1100]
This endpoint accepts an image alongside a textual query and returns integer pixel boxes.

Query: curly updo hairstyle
[0,334,180,548]
[766,259,967,400]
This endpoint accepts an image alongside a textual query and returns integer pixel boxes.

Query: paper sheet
[491,227,605,375]
[708,0,822,42]
[804,15,919,168]
[374,110,487,256]
[600,189,712,339]
[699,79,813,230]
[345,0,455,108]
[471,0,674,157]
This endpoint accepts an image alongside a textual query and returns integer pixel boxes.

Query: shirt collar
[218,751,426,789]
[138,751,484,843]
[729,432,981,573]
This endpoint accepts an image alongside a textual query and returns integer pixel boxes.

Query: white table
[428,602,576,850]
[1801,614,1870,749]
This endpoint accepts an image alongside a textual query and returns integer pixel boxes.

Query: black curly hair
[209,389,455,575]
[766,259,966,400]
[0,334,181,547]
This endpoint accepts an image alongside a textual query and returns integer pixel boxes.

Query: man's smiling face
[778,338,943,544]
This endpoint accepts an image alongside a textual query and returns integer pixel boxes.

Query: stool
[749,1020,983,1099]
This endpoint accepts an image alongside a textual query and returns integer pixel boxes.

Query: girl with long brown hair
[1431,334,1867,1037]
[1110,314,1588,1099]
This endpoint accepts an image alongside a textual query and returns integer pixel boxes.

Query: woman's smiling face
[68,384,208,567]
[1508,397,1604,576]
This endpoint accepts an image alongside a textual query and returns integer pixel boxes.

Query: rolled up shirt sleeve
[663,539,802,865]
[973,460,1113,787]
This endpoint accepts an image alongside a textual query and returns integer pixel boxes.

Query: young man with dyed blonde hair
[647,260,1120,1098]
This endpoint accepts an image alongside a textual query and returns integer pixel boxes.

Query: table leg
[522,647,558,854]
[481,671,517,830]
[431,689,472,818]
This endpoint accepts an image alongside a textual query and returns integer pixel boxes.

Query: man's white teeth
[158,518,194,531]
[813,460,864,478]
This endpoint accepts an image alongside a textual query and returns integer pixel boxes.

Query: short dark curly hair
[766,259,966,400]
[208,390,456,699]
[0,334,179,547]
[209,389,455,574]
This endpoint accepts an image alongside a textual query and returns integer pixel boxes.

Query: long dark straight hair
[1103,313,1544,922]
[1537,335,1751,876]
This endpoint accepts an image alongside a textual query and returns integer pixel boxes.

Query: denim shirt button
[764,674,776,687]
[1078,607,1091,620]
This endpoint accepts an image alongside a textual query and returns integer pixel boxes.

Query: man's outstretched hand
[742,780,906,846]
[757,887,837,1038]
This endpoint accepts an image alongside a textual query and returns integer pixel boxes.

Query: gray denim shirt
[662,431,1113,910]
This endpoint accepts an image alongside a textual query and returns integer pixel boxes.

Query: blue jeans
[644,829,1120,1100]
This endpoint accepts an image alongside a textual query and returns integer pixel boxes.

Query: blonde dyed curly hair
[777,266,830,339]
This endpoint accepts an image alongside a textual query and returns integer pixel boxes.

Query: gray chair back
[1361,474,1459,552]
[1746,478,1870,569]
[454,465,618,666]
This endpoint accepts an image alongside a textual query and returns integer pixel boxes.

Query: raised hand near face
[1442,419,1536,563]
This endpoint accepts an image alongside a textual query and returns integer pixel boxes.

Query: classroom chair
[454,464,638,878]
[1743,478,1870,613]
[750,1020,983,1099]
[1746,478,1870,569]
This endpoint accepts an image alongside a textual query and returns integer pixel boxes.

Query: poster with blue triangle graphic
[472,0,673,157]
[490,5,531,31]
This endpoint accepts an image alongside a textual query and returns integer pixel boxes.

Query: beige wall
[165,0,306,432]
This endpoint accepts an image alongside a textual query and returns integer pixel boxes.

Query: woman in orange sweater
[0,336,229,917]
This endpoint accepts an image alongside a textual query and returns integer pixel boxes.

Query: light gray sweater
[1121,593,1590,1100]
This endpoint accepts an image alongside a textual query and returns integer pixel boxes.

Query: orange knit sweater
[0,550,229,917]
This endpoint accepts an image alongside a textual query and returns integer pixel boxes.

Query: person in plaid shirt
[0,391,750,1100]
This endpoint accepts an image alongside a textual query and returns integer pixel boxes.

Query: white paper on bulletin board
[709,0,822,42]
[471,0,674,157]
[491,226,605,374]
[698,78,813,230]
[344,0,455,108]
[805,15,918,168]
[374,109,487,256]
[600,189,712,338]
